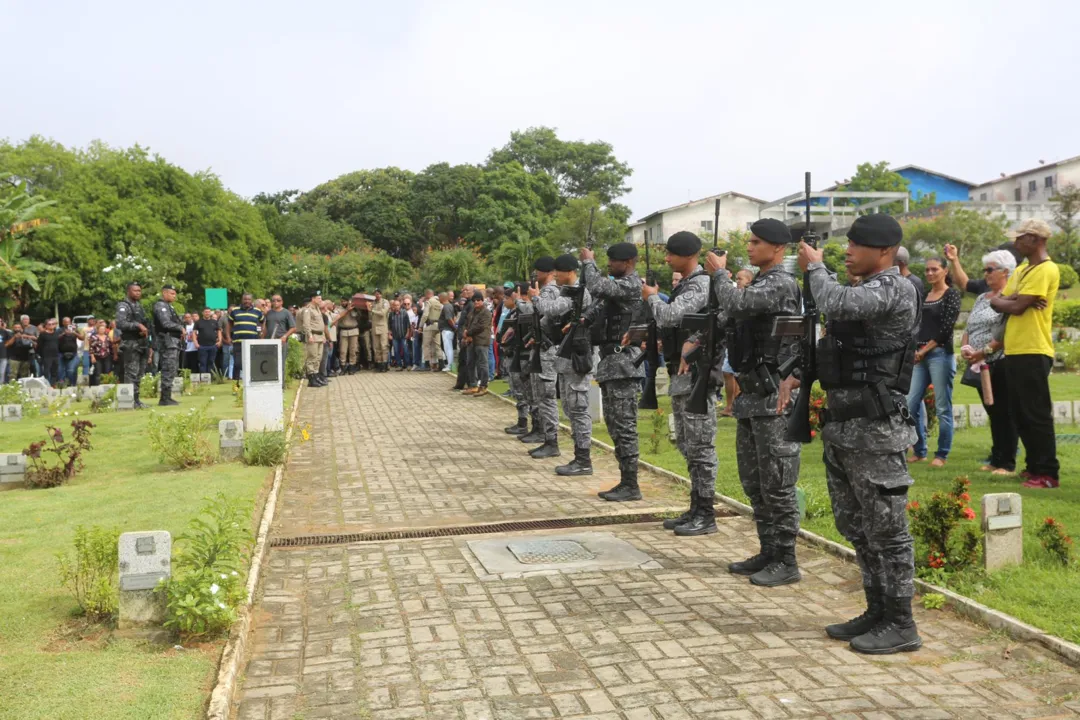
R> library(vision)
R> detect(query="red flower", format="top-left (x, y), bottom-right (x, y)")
top-left (928, 552), bottom-right (945, 569)
top-left (963, 508), bottom-right (976, 521)
top-left (907, 501), bottom-right (920, 511)
top-left (960, 492), bottom-right (971, 502)
top-left (1046, 517), bottom-right (1057, 526)
top-left (810, 430), bottom-right (817, 438)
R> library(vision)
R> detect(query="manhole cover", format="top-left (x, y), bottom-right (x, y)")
top-left (506, 539), bottom-right (595, 564)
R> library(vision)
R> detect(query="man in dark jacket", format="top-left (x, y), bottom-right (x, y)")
top-left (461, 292), bottom-right (492, 396)
top-left (153, 285), bottom-right (185, 406)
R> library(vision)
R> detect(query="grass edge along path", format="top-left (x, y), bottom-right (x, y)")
top-left (487, 373), bottom-right (1080, 646)
top-left (0, 382), bottom-right (298, 720)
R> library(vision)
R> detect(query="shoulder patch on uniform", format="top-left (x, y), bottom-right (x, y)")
top-left (863, 280), bottom-right (882, 289)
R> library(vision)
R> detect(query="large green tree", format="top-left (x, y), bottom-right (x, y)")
top-left (488, 127), bottom-right (632, 205)
top-left (902, 207), bottom-right (1009, 269)
top-left (837, 161), bottom-right (937, 214)
top-left (544, 195), bottom-right (628, 255)
top-left (462, 162), bottom-right (559, 256)
top-left (409, 163), bottom-right (483, 250)
top-left (1050, 184), bottom-right (1080, 269)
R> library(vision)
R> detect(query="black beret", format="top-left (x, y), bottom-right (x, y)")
top-left (554, 254), bottom-right (579, 272)
top-left (607, 242), bottom-right (638, 261)
top-left (533, 256), bottom-right (556, 272)
top-left (848, 214), bottom-right (903, 248)
top-left (750, 218), bottom-right (792, 246)
top-left (161, 284), bottom-right (176, 291)
top-left (471, 291), bottom-right (485, 302)
top-left (374, 287), bottom-right (382, 293)
top-left (665, 231), bottom-right (702, 257)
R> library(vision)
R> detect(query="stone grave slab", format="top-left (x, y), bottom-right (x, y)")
top-left (0, 453), bottom-right (27, 490)
top-left (219, 419), bottom-right (244, 461)
top-left (199, 373), bottom-right (212, 384)
top-left (2, 404), bottom-right (22, 422)
top-left (171, 377), bottom-right (184, 396)
top-left (118, 531), bottom-right (171, 633)
top-left (982, 493), bottom-right (1022, 571)
top-left (1053, 401), bottom-right (1073, 425)
top-left (952, 404), bottom-right (967, 430)
top-left (116, 383), bottom-right (135, 410)
top-left (18, 377), bottom-right (48, 397)
top-left (968, 404), bottom-right (988, 427)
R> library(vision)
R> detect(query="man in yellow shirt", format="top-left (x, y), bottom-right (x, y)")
top-left (991, 219), bottom-right (1060, 488)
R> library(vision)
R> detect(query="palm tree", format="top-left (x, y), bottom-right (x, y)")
top-left (0, 185), bottom-right (62, 317)
top-left (490, 233), bottom-right (553, 283)
top-left (361, 251), bottom-right (415, 293)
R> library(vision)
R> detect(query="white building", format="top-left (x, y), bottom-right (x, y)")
top-left (627, 192), bottom-right (766, 245)
top-left (970, 155), bottom-right (1080, 203)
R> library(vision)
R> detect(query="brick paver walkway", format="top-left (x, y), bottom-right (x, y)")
top-left (234, 372), bottom-right (1080, 720)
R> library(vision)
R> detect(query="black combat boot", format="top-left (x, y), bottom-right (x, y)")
top-left (555, 446), bottom-right (592, 476)
top-left (133, 387), bottom-right (147, 410)
top-left (729, 523), bottom-right (771, 574)
top-left (519, 415), bottom-right (545, 444)
top-left (529, 440), bottom-right (560, 459)
top-left (749, 549), bottom-right (802, 587)
top-left (826, 584), bottom-right (885, 641)
top-left (604, 463), bottom-right (642, 502)
top-left (663, 490), bottom-right (697, 530)
top-left (308, 373), bottom-right (325, 388)
top-left (505, 417), bottom-right (528, 435)
top-left (674, 495), bottom-right (718, 536)
top-left (849, 596), bottom-right (922, 655)
top-left (158, 387), bottom-right (179, 406)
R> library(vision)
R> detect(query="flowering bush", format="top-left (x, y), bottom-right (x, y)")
top-left (23, 420), bottom-right (96, 489)
top-left (909, 476), bottom-right (980, 574)
top-left (147, 404), bottom-right (215, 469)
top-left (162, 493), bottom-right (253, 640)
top-left (1037, 517), bottom-right (1073, 566)
top-left (808, 383), bottom-right (826, 438)
top-left (924, 384), bottom-right (938, 432)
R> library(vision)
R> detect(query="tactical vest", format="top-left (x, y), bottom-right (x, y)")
top-left (599, 295), bottom-right (636, 347)
top-left (817, 321), bottom-right (915, 395)
top-left (661, 270), bottom-right (707, 366)
top-left (117, 299), bottom-right (147, 342)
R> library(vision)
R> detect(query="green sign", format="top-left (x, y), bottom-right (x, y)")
top-left (205, 288), bottom-right (228, 310)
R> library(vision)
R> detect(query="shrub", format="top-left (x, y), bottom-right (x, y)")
top-left (0, 380), bottom-right (25, 405)
top-left (90, 385), bottom-right (118, 413)
top-left (1057, 341), bottom-right (1080, 372)
top-left (922, 593), bottom-right (946, 610)
top-left (162, 493), bottom-right (253, 640)
top-left (210, 369), bottom-right (229, 385)
top-left (808, 383), bottom-right (826, 439)
top-left (647, 409), bottom-right (667, 455)
top-left (147, 404), bottom-right (215, 469)
top-left (909, 476), bottom-right (980, 575)
top-left (139, 373), bottom-right (159, 400)
top-left (1057, 263), bottom-right (1079, 290)
top-left (100, 372), bottom-right (118, 385)
top-left (243, 431), bottom-right (287, 466)
top-left (56, 525), bottom-right (120, 621)
top-left (286, 338), bottom-right (304, 380)
top-left (232, 382), bottom-right (243, 408)
top-left (1054, 299), bottom-right (1080, 329)
top-left (1037, 517), bottom-right (1073, 566)
top-left (181, 368), bottom-right (192, 394)
top-left (23, 421), bottom-right (96, 489)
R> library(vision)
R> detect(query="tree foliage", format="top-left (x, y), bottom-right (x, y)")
top-left (418, 247), bottom-right (487, 291)
top-left (1050, 184), bottom-right (1080, 270)
top-left (902, 207), bottom-right (1010, 270)
top-left (838, 161), bottom-right (937, 214)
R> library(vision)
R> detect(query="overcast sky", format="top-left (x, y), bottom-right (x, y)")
top-left (6, 0), bottom-right (1079, 220)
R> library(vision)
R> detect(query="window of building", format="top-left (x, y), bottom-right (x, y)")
top-left (1028, 180), bottom-right (1037, 193)
top-left (1014, 188), bottom-right (1022, 201)
top-left (700, 220), bottom-right (713, 232)
top-left (980, 193), bottom-right (987, 201)
top-left (644, 229), bottom-right (650, 242)
top-left (1046, 176), bottom-right (1055, 189)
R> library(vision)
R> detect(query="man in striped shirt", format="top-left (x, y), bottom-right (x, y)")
top-left (226, 293), bottom-right (264, 381)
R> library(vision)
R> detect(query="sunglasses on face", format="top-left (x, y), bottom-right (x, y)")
top-left (983, 267), bottom-right (1000, 274)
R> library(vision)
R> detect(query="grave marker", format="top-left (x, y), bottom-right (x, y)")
top-left (171, 377), bottom-right (184, 397)
top-left (0, 453), bottom-right (27, 490)
top-left (118, 531), bottom-right (171, 633)
top-left (219, 420), bottom-right (244, 461)
top-left (2, 404), bottom-right (22, 422)
top-left (952, 404), bottom-right (967, 430)
top-left (968, 405), bottom-right (988, 427)
top-left (982, 493), bottom-right (1023, 571)
top-left (1053, 401), bottom-right (1073, 425)
top-left (242, 340), bottom-right (284, 431)
top-left (116, 383), bottom-right (135, 411)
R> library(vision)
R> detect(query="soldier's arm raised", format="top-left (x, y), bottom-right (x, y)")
top-left (646, 276), bottom-right (708, 328)
top-left (713, 269), bottom-right (783, 317)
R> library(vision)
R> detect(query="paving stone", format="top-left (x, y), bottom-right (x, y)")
top-left (233, 372), bottom-right (1080, 720)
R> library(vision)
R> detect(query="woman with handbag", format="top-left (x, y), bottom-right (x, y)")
top-left (960, 250), bottom-right (1017, 475)
top-left (906, 257), bottom-right (962, 467)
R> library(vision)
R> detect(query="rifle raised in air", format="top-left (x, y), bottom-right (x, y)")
top-left (556, 207), bottom-right (595, 360)
top-left (636, 226), bottom-right (661, 410)
top-left (774, 171), bottom-right (819, 443)
top-left (681, 198), bottom-right (724, 415)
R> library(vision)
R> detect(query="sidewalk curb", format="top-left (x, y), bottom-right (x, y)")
top-left (488, 386), bottom-right (1080, 667)
top-left (207, 382), bottom-right (305, 720)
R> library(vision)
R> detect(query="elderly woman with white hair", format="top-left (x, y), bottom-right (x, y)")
top-left (960, 249), bottom-right (1017, 474)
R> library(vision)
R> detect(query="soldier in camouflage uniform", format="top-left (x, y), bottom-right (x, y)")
top-left (114, 281), bottom-right (150, 409)
top-left (152, 285), bottom-right (185, 406)
top-left (538, 254), bottom-right (595, 475)
top-left (501, 285), bottom-right (534, 436)
top-left (525, 257), bottom-right (562, 459)
top-left (706, 219), bottom-right (803, 586)
top-left (798, 213), bottom-right (922, 655)
top-left (582, 242), bottom-right (644, 500)
top-left (512, 284), bottom-right (543, 441)
top-left (645, 231), bottom-right (719, 536)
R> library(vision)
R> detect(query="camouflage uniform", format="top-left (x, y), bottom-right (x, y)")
top-left (529, 280), bottom-right (561, 444)
top-left (646, 269), bottom-right (718, 505)
top-left (584, 260), bottom-right (644, 498)
top-left (713, 266), bottom-right (802, 580)
top-left (152, 297), bottom-right (184, 404)
top-left (536, 284), bottom-right (594, 451)
top-left (514, 298), bottom-right (540, 435)
top-left (115, 297), bottom-right (149, 406)
top-left (811, 264), bottom-right (919, 601)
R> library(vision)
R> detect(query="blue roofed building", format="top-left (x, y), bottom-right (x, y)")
top-left (891, 164), bottom-right (974, 203)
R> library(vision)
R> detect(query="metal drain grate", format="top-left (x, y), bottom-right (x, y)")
top-left (269, 509), bottom-right (732, 548)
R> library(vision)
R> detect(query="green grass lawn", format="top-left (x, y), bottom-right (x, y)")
top-left (490, 373), bottom-right (1080, 644)
top-left (0, 382), bottom-right (297, 720)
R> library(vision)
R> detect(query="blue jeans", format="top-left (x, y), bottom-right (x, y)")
top-left (62, 354), bottom-right (80, 386)
top-left (392, 338), bottom-right (409, 367)
top-left (487, 343), bottom-right (496, 381)
top-left (906, 347), bottom-right (955, 460)
top-left (198, 345), bottom-right (218, 373)
top-left (220, 344), bottom-right (233, 377)
top-left (411, 334), bottom-right (423, 367)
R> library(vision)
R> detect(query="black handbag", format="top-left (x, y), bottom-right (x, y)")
top-left (960, 365), bottom-right (981, 389)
